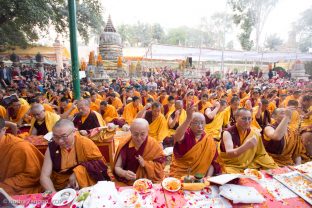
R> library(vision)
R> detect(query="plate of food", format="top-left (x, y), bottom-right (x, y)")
top-left (70, 187), bottom-right (92, 208)
top-left (133, 178), bottom-right (153, 194)
top-left (52, 188), bottom-right (76, 207)
top-left (120, 189), bottom-right (139, 207)
top-left (162, 177), bottom-right (181, 192)
top-left (244, 169), bottom-right (264, 180)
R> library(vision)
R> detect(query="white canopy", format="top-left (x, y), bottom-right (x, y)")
top-left (142, 44), bottom-right (312, 62)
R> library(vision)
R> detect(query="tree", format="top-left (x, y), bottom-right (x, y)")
top-left (0, 0), bottom-right (103, 50)
top-left (304, 61), bottom-right (312, 76)
top-left (151, 23), bottom-right (165, 43)
top-left (265, 34), bottom-right (283, 50)
top-left (228, 0), bottom-right (278, 51)
top-left (292, 6), bottom-right (312, 52)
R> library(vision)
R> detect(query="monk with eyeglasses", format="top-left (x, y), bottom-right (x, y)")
top-left (170, 105), bottom-right (223, 178)
top-left (219, 108), bottom-right (278, 173)
top-left (40, 119), bottom-right (110, 192)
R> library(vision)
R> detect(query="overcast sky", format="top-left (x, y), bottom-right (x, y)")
top-left (101, 0), bottom-right (312, 42)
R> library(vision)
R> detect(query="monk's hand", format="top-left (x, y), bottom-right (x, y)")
top-left (285, 107), bottom-right (294, 119)
top-left (245, 136), bottom-right (258, 149)
top-left (124, 170), bottom-right (136, 181)
top-left (68, 173), bottom-right (79, 190)
top-left (214, 101), bottom-right (220, 109)
top-left (136, 155), bottom-right (145, 167)
top-left (175, 109), bottom-right (181, 117)
top-left (79, 130), bottom-right (88, 136)
top-left (186, 104), bottom-right (195, 118)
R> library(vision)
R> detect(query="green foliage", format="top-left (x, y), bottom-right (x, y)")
top-left (265, 34), bottom-right (283, 51)
top-left (0, 0), bottom-right (103, 49)
top-left (228, 0), bottom-right (278, 51)
top-left (293, 6), bottom-right (312, 52)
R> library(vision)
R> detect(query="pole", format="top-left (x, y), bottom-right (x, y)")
top-left (68, 0), bottom-right (80, 99)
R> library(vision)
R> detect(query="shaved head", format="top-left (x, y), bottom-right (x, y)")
top-left (130, 118), bottom-right (149, 130)
top-left (31, 103), bottom-right (44, 112)
top-left (53, 119), bottom-right (75, 131)
top-left (130, 118), bottom-right (149, 148)
top-left (77, 99), bottom-right (90, 107)
top-left (192, 112), bottom-right (205, 121)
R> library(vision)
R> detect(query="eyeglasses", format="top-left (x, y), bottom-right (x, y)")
top-left (239, 117), bottom-right (252, 122)
top-left (191, 122), bottom-right (205, 126)
top-left (53, 130), bottom-right (74, 141)
top-left (33, 110), bottom-right (44, 117)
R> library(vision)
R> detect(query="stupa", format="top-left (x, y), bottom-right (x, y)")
top-left (99, 15), bottom-right (122, 70)
top-left (290, 60), bottom-right (310, 81)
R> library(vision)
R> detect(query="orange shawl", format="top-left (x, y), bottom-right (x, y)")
top-left (170, 134), bottom-right (218, 178)
top-left (0, 134), bottom-right (44, 195)
top-left (51, 133), bottom-right (105, 190)
top-left (113, 136), bottom-right (165, 186)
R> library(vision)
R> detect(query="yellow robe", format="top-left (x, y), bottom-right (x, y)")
top-left (289, 110), bottom-right (300, 131)
top-left (0, 134), bottom-right (44, 195)
top-left (148, 114), bottom-right (169, 142)
top-left (112, 98), bottom-right (123, 110)
top-left (8, 103), bottom-right (30, 124)
top-left (168, 109), bottom-right (187, 136)
top-left (170, 134), bottom-right (220, 178)
top-left (0, 105), bottom-right (6, 118)
top-left (51, 133), bottom-right (106, 190)
top-left (29, 111), bottom-right (60, 135)
top-left (263, 126), bottom-right (308, 166)
top-left (113, 136), bottom-right (165, 186)
top-left (122, 102), bottom-right (143, 124)
top-left (219, 127), bottom-right (278, 173)
top-left (223, 106), bottom-right (233, 127)
top-left (300, 106), bottom-right (312, 132)
top-left (102, 104), bottom-right (118, 123)
top-left (204, 111), bottom-right (225, 140)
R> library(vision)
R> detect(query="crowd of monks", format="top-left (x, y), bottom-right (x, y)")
top-left (0, 73), bottom-right (311, 197)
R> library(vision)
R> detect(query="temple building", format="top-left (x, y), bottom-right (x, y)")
top-left (99, 15), bottom-right (123, 70)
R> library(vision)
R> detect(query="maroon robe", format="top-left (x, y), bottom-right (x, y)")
top-left (73, 111), bottom-right (101, 131)
top-left (262, 123), bottom-right (285, 155)
top-left (174, 128), bottom-right (222, 175)
top-left (220, 125), bottom-right (251, 152)
top-left (34, 120), bottom-right (48, 135)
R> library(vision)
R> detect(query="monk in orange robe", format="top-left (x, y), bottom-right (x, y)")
top-left (223, 96), bottom-right (240, 128)
top-left (40, 119), bottom-right (110, 192)
top-left (0, 118), bottom-right (44, 195)
top-left (108, 93), bottom-right (123, 112)
top-left (72, 99), bottom-right (105, 135)
top-left (170, 106), bottom-right (223, 178)
top-left (219, 108), bottom-right (278, 173)
top-left (195, 94), bottom-right (212, 114)
top-left (122, 96), bottom-right (143, 124)
top-left (263, 108), bottom-right (308, 166)
top-left (157, 90), bottom-right (169, 106)
top-left (100, 101), bottom-right (118, 123)
top-left (113, 118), bottom-right (165, 186)
top-left (300, 95), bottom-right (312, 157)
top-left (162, 95), bottom-right (175, 119)
top-left (29, 104), bottom-right (60, 136)
top-left (7, 97), bottom-right (30, 125)
top-left (137, 102), bottom-right (169, 143)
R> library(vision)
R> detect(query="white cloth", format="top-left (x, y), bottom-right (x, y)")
top-left (219, 184), bottom-right (265, 204)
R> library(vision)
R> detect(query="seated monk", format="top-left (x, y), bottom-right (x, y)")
top-left (300, 95), bottom-right (312, 157)
top-left (100, 101), bottom-right (125, 127)
top-left (58, 97), bottom-right (78, 118)
top-left (6, 96), bottom-right (30, 126)
top-left (113, 118), bottom-right (166, 186)
top-left (219, 108), bottom-right (278, 173)
top-left (253, 99), bottom-right (271, 131)
top-left (196, 94), bottom-right (212, 114)
top-left (72, 99), bottom-right (105, 135)
top-left (0, 118), bottom-right (44, 195)
top-left (263, 108), bottom-right (308, 166)
top-left (168, 100), bottom-right (187, 136)
top-left (122, 96), bottom-right (143, 124)
top-left (170, 106), bottom-right (223, 178)
top-left (40, 119), bottom-right (110, 192)
top-left (29, 103), bottom-right (60, 136)
top-left (136, 102), bottom-right (169, 143)
top-left (162, 95), bottom-right (175, 119)
top-left (223, 96), bottom-right (240, 128)
top-left (204, 100), bottom-right (227, 141)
